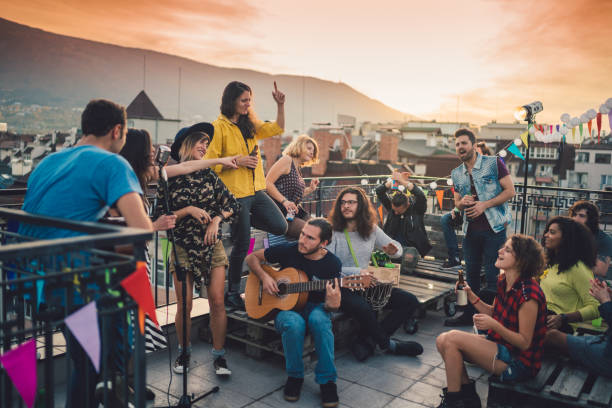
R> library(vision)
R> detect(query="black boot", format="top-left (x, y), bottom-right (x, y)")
top-left (461, 381), bottom-right (481, 408)
top-left (437, 388), bottom-right (466, 408)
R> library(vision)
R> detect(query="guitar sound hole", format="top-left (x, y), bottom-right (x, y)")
top-left (277, 282), bottom-right (288, 295)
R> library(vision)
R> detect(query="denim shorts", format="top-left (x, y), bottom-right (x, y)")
top-left (567, 335), bottom-right (612, 377)
top-left (495, 343), bottom-right (531, 382)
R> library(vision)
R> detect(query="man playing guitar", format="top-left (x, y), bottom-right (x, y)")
top-left (246, 218), bottom-right (342, 407)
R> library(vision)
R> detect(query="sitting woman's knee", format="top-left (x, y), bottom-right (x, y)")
top-left (436, 332), bottom-right (448, 353)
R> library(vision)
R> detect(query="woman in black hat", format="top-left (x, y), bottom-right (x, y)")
top-left (155, 123), bottom-right (240, 377)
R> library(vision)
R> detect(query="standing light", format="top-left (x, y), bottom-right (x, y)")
top-left (514, 101), bottom-right (543, 234)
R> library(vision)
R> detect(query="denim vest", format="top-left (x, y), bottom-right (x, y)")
top-left (451, 154), bottom-right (512, 234)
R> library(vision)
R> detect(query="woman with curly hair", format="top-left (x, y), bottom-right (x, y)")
top-left (436, 234), bottom-right (548, 408)
top-left (266, 134), bottom-right (320, 238)
top-left (155, 123), bottom-right (240, 376)
top-left (539, 216), bottom-right (599, 334)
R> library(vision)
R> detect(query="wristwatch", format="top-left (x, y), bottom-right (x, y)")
top-left (560, 314), bottom-right (568, 326)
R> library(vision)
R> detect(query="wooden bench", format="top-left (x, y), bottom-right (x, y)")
top-left (487, 357), bottom-right (612, 407)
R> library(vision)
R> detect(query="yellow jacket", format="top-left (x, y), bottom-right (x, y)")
top-left (205, 114), bottom-right (283, 198)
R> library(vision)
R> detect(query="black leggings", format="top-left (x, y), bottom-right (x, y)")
top-left (228, 190), bottom-right (287, 292)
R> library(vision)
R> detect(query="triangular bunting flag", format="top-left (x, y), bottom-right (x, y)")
top-left (507, 143), bottom-right (524, 160)
top-left (378, 205), bottom-right (384, 223)
top-left (588, 120), bottom-right (592, 137)
top-left (597, 112), bottom-right (602, 142)
top-left (609, 112), bottom-right (612, 141)
top-left (247, 238), bottom-right (256, 255)
top-left (65, 301), bottom-right (101, 372)
top-left (120, 262), bottom-right (159, 327)
top-left (579, 123), bottom-right (583, 138)
top-left (520, 130), bottom-right (529, 148)
top-left (0, 339), bottom-right (36, 408)
top-left (571, 127), bottom-right (576, 143)
top-left (435, 190), bottom-right (444, 210)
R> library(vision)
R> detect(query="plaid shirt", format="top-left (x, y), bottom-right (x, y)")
top-left (487, 275), bottom-right (547, 375)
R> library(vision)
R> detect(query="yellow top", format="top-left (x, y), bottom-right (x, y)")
top-left (540, 261), bottom-right (600, 323)
top-left (205, 114), bottom-right (283, 198)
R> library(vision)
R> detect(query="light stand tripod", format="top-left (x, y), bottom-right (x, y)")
top-left (156, 146), bottom-right (219, 407)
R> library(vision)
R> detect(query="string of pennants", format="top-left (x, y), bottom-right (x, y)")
top-left (0, 262), bottom-right (158, 408)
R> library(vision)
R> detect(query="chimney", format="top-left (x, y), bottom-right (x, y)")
top-left (261, 135), bottom-right (282, 174)
top-left (378, 132), bottom-right (399, 163)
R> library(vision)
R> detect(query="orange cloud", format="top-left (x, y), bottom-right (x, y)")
top-left (434, 0), bottom-right (612, 125)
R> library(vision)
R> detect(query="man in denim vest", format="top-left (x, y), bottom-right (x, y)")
top-left (445, 128), bottom-right (515, 326)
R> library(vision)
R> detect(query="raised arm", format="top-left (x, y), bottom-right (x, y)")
top-left (272, 81), bottom-right (285, 130)
top-left (165, 157), bottom-right (238, 178)
top-left (375, 182), bottom-right (392, 211)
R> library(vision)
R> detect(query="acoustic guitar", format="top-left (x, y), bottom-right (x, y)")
top-left (244, 264), bottom-right (371, 321)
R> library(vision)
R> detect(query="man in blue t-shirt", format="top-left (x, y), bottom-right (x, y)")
top-left (246, 218), bottom-right (342, 407)
top-left (20, 99), bottom-right (152, 408)
top-left (21, 99), bottom-right (152, 238)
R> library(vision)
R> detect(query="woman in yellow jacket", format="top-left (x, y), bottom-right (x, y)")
top-left (205, 81), bottom-right (288, 309)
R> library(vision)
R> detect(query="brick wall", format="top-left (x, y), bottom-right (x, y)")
top-left (261, 135), bottom-right (282, 174)
top-left (310, 129), bottom-right (352, 176)
top-left (378, 132), bottom-right (399, 163)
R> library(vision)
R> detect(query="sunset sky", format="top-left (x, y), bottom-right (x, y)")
top-left (1, 0), bottom-right (611, 125)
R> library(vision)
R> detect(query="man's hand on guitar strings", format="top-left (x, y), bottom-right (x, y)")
top-left (262, 274), bottom-right (279, 296)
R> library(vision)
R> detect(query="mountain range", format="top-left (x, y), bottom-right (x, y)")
top-left (0, 18), bottom-right (412, 133)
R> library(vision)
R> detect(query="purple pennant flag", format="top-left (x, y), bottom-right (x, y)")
top-left (263, 238), bottom-right (270, 249)
top-left (0, 339), bottom-right (37, 408)
top-left (64, 301), bottom-right (100, 372)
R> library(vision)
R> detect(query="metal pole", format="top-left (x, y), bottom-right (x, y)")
top-left (520, 119), bottom-right (533, 234)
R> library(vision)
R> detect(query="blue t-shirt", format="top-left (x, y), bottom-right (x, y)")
top-left (20, 145), bottom-right (142, 239)
top-left (264, 243), bottom-right (341, 304)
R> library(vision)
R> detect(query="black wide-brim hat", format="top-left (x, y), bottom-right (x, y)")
top-left (170, 122), bottom-right (214, 161)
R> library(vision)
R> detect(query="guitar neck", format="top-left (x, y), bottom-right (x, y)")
top-left (284, 278), bottom-right (345, 294)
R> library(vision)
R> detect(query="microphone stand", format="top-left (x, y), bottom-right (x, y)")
top-left (157, 165), bottom-right (219, 407)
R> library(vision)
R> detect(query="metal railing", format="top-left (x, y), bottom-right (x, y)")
top-left (0, 208), bottom-right (152, 407)
top-left (2, 177), bottom-right (610, 310)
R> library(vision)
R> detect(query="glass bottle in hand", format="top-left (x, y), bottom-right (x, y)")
top-left (456, 269), bottom-right (468, 306)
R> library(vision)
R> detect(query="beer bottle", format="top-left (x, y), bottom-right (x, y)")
top-left (456, 269), bottom-right (468, 306)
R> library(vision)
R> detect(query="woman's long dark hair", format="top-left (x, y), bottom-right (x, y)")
top-left (542, 216), bottom-right (596, 273)
top-left (121, 129), bottom-right (152, 193)
top-left (220, 81), bottom-right (255, 139)
top-left (328, 187), bottom-right (377, 239)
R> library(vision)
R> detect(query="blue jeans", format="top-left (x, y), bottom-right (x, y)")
top-left (275, 302), bottom-right (336, 384)
top-left (463, 228), bottom-right (506, 293)
top-left (441, 213), bottom-right (459, 261)
top-left (228, 191), bottom-right (287, 292)
top-left (567, 334), bottom-right (612, 377)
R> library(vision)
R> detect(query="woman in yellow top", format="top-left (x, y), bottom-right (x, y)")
top-left (205, 81), bottom-right (288, 309)
top-left (540, 216), bottom-right (599, 334)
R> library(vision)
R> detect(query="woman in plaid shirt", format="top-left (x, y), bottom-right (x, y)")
top-left (436, 235), bottom-right (547, 408)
